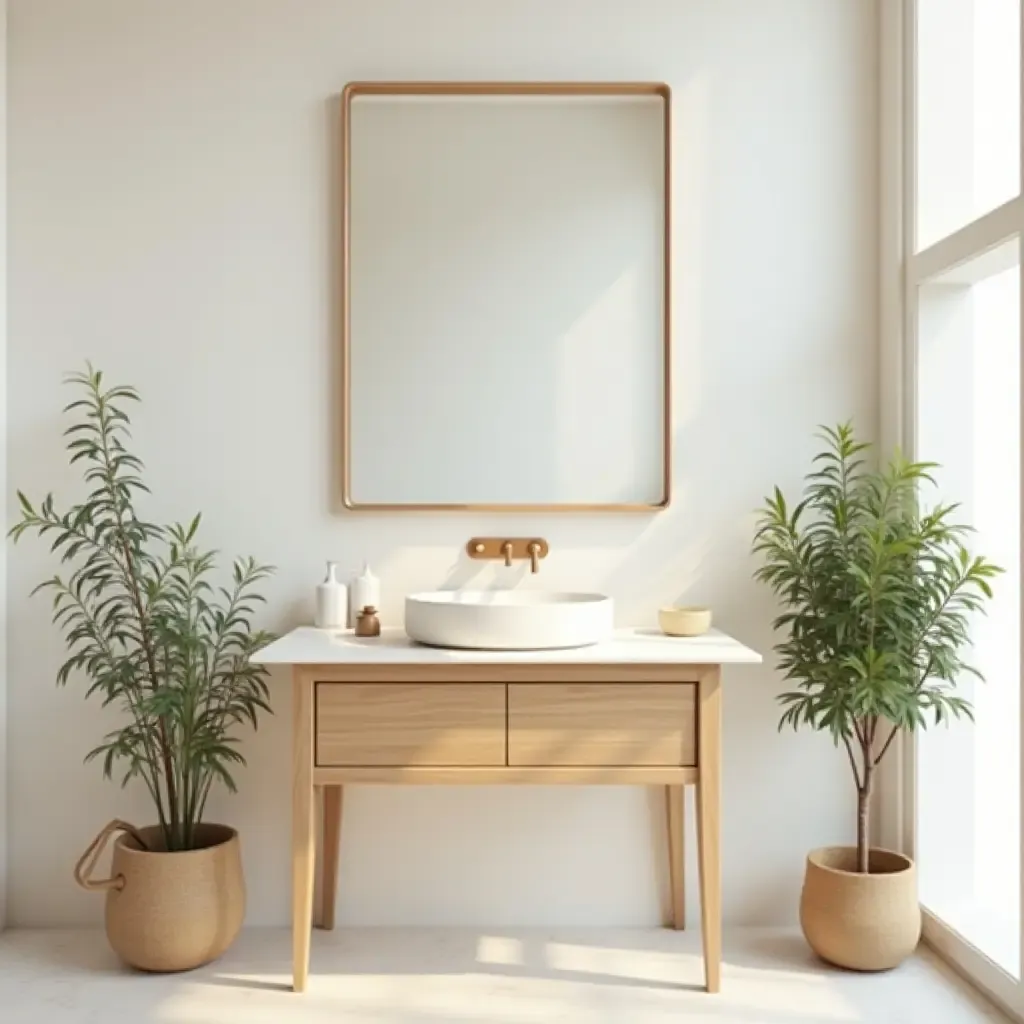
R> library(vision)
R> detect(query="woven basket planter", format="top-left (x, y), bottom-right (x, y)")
top-left (75, 820), bottom-right (245, 972)
top-left (800, 846), bottom-right (921, 971)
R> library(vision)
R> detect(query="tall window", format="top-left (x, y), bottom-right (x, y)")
top-left (900, 0), bottom-right (1023, 1012)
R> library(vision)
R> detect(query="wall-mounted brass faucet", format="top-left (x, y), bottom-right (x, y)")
top-left (468, 537), bottom-right (550, 574)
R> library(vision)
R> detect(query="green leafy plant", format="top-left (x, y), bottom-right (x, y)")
top-left (752, 423), bottom-right (1001, 873)
top-left (10, 366), bottom-right (275, 851)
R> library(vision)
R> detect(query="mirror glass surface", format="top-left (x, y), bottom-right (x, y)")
top-left (346, 90), bottom-right (667, 508)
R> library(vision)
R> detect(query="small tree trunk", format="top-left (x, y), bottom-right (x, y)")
top-left (857, 766), bottom-right (874, 873)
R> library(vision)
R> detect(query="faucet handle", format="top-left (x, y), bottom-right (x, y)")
top-left (527, 541), bottom-right (542, 574)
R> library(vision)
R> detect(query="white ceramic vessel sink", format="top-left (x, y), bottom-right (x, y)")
top-left (405, 590), bottom-right (614, 651)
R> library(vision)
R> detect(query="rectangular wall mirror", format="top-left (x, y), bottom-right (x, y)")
top-left (342, 82), bottom-right (671, 511)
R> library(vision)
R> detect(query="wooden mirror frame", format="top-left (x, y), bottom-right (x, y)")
top-left (341, 81), bottom-right (672, 512)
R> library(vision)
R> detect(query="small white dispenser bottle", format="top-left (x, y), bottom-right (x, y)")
top-left (349, 562), bottom-right (380, 627)
top-left (315, 561), bottom-right (348, 629)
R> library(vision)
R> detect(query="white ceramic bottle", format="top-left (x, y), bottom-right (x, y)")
top-left (349, 562), bottom-right (380, 627)
top-left (315, 561), bottom-right (348, 629)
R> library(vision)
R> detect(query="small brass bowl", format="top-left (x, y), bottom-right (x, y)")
top-left (658, 606), bottom-right (712, 637)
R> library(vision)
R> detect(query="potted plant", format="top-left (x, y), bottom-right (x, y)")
top-left (752, 423), bottom-right (1001, 971)
top-left (10, 366), bottom-right (275, 972)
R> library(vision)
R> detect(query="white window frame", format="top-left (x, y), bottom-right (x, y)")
top-left (881, 1), bottom-right (1024, 1017)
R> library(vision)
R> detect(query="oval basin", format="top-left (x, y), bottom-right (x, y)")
top-left (405, 590), bottom-right (614, 651)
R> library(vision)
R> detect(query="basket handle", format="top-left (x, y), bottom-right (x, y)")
top-left (73, 820), bottom-right (148, 892)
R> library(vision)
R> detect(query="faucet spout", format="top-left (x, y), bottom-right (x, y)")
top-left (527, 542), bottom-right (541, 574)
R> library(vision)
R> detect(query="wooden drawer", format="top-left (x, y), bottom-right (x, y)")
top-left (315, 683), bottom-right (506, 767)
top-left (507, 683), bottom-right (696, 767)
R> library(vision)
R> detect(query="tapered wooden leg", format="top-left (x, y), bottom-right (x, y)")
top-left (666, 784), bottom-right (685, 929)
top-left (696, 667), bottom-right (722, 993)
top-left (319, 786), bottom-right (343, 930)
top-left (292, 670), bottom-right (316, 993)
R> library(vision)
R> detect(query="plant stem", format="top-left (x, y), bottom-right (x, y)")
top-left (93, 389), bottom-right (179, 849)
top-left (119, 514), bottom-right (179, 846)
top-left (179, 557), bottom-right (203, 849)
top-left (60, 580), bottom-right (169, 833)
top-left (841, 734), bottom-right (862, 789)
top-left (192, 579), bottom-right (257, 826)
top-left (874, 723), bottom-right (901, 767)
top-left (857, 758), bottom-right (874, 873)
top-left (193, 652), bottom-right (244, 824)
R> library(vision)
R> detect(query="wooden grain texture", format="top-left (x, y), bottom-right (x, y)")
top-left (313, 765), bottom-right (699, 786)
top-left (697, 667), bottom-right (722, 993)
top-left (666, 784), bottom-right (685, 930)
top-left (319, 786), bottom-right (343, 931)
top-left (315, 683), bottom-right (506, 766)
top-left (287, 657), bottom-right (729, 996)
top-left (307, 664), bottom-right (705, 684)
top-left (291, 670), bottom-right (316, 993)
top-left (507, 683), bottom-right (696, 766)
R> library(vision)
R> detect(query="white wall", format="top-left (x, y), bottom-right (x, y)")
top-left (6, 0), bottom-right (878, 927)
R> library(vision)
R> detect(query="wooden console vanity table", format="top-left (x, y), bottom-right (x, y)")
top-left (252, 626), bottom-right (761, 993)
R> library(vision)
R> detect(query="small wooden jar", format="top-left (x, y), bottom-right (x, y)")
top-left (355, 606), bottom-right (381, 637)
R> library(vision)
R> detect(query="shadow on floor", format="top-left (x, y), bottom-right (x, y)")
top-left (0, 927), bottom-right (1008, 1024)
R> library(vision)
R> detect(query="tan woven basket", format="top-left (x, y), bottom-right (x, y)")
top-left (74, 820), bottom-right (245, 972)
top-left (800, 846), bottom-right (921, 971)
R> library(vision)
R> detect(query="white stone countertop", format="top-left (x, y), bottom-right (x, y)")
top-left (252, 626), bottom-right (763, 666)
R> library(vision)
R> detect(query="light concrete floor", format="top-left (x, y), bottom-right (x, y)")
top-left (0, 927), bottom-right (1012, 1024)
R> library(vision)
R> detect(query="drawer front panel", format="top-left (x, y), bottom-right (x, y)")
top-left (316, 683), bottom-right (506, 767)
top-left (507, 683), bottom-right (696, 767)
